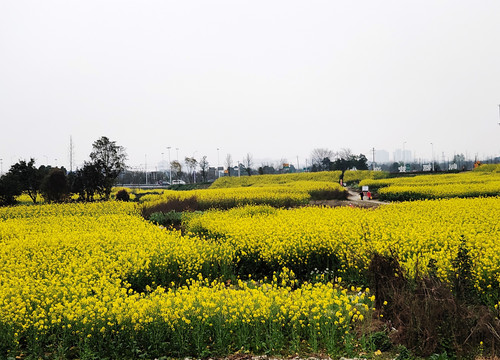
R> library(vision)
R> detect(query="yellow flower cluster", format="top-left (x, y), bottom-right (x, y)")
top-left (186, 197), bottom-right (500, 292)
top-left (140, 181), bottom-right (346, 211)
top-left (0, 202), bottom-right (372, 355)
top-left (360, 171), bottom-right (500, 200)
top-left (210, 170), bottom-right (386, 189)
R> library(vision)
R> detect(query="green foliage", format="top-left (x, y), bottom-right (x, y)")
top-left (89, 136), bottom-right (127, 200)
top-left (451, 236), bottom-right (477, 304)
top-left (72, 162), bottom-right (104, 201)
top-left (41, 168), bottom-right (69, 203)
top-left (395, 345), bottom-right (413, 360)
top-left (7, 158), bottom-right (44, 203)
top-left (149, 211), bottom-right (183, 228)
top-left (0, 174), bottom-right (21, 205)
top-left (369, 331), bottom-right (392, 351)
top-left (428, 351), bottom-right (450, 360)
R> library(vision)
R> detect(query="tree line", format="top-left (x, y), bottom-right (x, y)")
top-left (0, 137), bottom-right (127, 206)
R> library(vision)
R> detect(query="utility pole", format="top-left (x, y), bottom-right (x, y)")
top-left (217, 148), bottom-right (220, 178)
top-left (69, 136), bottom-right (74, 173)
top-left (371, 147), bottom-right (375, 170)
top-left (167, 147), bottom-right (172, 184)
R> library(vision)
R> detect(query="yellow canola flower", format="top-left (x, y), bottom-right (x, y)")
top-left (185, 197), bottom-right (500, 291)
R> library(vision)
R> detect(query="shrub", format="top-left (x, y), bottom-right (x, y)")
top-left (309, 188), bottom-right (348, 200)
top-left (115, 189), bottom-right (130, 201)
top-left (368, 253), bottom-right (500, 358)
top-left (141, 196), bottom-right (199, 219)
top-left (149, 211), bottom-right (183, 228)
top-left (369, 331), bottom-right (392, 352)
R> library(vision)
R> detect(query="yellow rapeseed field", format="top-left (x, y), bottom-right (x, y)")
top-left (185, 198), bottom-right (500, 297)
top-left (0, 201), bottom-right (372, 357)
top-left (359, 170), bottom-right (500, 200)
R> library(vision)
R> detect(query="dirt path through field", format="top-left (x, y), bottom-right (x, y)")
top-left (309, 188), bottom-right (388, 209)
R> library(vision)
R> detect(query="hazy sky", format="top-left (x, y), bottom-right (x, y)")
top-left (1, 0), bottom-right (500, 172)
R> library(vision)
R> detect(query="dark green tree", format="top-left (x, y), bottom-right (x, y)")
top-left (89, 136), bottom-right (127, 200)
top-left (41, 168), bottom-right (69, 203)
top-left (331, 149), bottom-right (368, 182)
top-left (0, 173), bottom-right (22, 205)
top-left (8, 158), bottom-right (45, 203)
top-left (354, 154), bottom-right (369, 170)
top-left (72, 162), bottom-right (105, 201)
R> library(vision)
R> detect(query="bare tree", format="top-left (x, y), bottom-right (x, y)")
top-left (311, 148), bottom-right (335, 171)
top-left (244, 153), bottom-right (253, 176)
top-left (199, 155), bottom-right (209, 182)
top-left (275, 158), bottom-right (288, 173)
top-left (225, 154), bottom-right (233, 176)
top-left (184, 157), bottom-right (198, 183)
top-left (337, 148), bottom-right (353, 161)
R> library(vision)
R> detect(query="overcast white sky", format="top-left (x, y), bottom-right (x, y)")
top-left (1, 0), bottom-right (500, 172)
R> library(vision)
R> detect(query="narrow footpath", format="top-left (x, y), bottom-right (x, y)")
top-left (309, 188), bottom-right (388, 209)
top-left (346, 188), bottom-right (388, 207)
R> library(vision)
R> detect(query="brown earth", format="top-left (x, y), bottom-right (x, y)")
top-left (309, 189), bottom-right (388, 209)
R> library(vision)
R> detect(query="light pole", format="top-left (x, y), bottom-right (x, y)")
top-left (167, 147), bottom-right (172, 184)
top-left (176, 148), bottom-right (179, 162)
top-left (145, 154), bottom-right (148, 185)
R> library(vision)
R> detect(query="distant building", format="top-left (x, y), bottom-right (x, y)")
top-left (375, 150), bottom-right (390, 164)
top-left (393, 149), bottom-right (412, 163)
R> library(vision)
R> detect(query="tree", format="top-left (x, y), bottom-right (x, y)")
top-left (0, 173), bottom-right (21, 205)
top-left (171, 161), bottom-right (182, 180)
top-left (311, 148), bottom-right (334, 172)
top-left (8, 158), bottom-right (44, 203)
top-left (199, 156), bottom-right (209, 182)
top-left (244, 153), bottom-right (253, 176)
top-left (89, 136), bottom-right (127, 200)
top-left (41, 168), bottom-right (69, 203)
top-left (184, 157), bottom-right (198, 183)
top-left (72, 162), bottom-right (104, 201)
top-left (332, 149), bottom-right (369, 183)
top-left (258, 163), bottom-right (276, 175)
top-left (354, 154), bottom-right (369, 170)
top-left (225, 154), bottom-right (233, 176)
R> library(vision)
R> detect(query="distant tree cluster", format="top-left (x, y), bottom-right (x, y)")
top-left (0, 136), bottom-right (127, 206)
top-left (310, 148), bottom-right (368, 182)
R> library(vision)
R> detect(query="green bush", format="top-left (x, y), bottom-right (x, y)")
top-left (149, 211), bottom-right (183, 228)
top-left (369, 331), bottom-right (392, 351)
